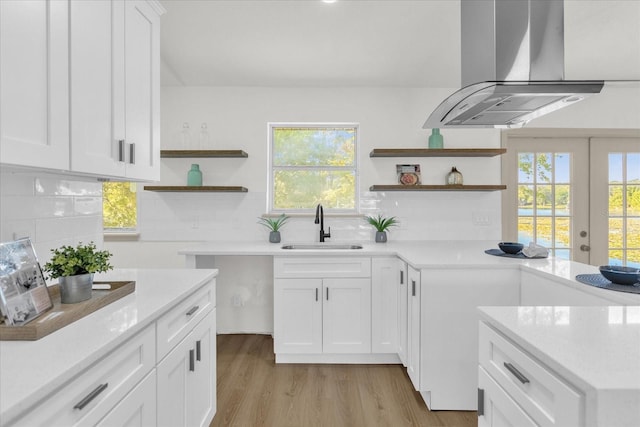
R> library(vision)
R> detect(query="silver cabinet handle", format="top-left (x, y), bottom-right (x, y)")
top-left (128, 142), bottom-right (135, 164)
top-left (400, 270), bottom-right (404, 284)
top-left (196, 340), bottom-right (201, 361)
top-left (315, 288), bottom-right (318, 301)
top-left (504, 362), bottom-right (530, 384)
top-left (411, 280), bottom-right (416, 297)
top-left (74, 383), bottom-right (109, 410)
top-left (186, 305), bottom-right (199, 316)
top-left (326, 287), bottom-right (329, 301)
top-left (118, 140), bottom-right (125, 162)
top-left (189, 349), bottom-right (195, 372)
top-left (477, 388), bottom-right (484, 416)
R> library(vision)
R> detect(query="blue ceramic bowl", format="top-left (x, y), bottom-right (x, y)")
top-left (498, 242), bottom-right (524, 255)
top-left (599, 265), bottom-right (640, 285)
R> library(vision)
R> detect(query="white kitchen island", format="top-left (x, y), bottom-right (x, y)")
top-left (0, 268), bottom-right (217, 427)
top-left (478, 306), bottom-right (640, 427)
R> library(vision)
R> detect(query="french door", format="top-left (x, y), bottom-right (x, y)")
top-left (503, 130), bottom-right (640, 267)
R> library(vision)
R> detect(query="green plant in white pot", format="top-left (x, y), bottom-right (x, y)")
top-left (43, 242), bottom-right (113, 304)
top-left (257, 214), bottom-right (290, 243)
top-left (364, 214), bottom-right (399, 243)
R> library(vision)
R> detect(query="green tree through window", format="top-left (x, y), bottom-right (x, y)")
top-left (103, 182), bottom-right (137, 229)
top-left (270, 125), bottom-right (358, 212)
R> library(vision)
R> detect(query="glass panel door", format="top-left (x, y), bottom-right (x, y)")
top-left (503, 138), bottom-right (590, 263)
top-left (591, 138), bottom-right (640, 267)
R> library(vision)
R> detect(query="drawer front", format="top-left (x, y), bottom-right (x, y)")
top-left (479, 322), bottom-right (584, 427)
top-left (274, 257), bottom-right (371, 278)
top-left (157, 281), bottom-right (214, 361)
top-left (478, 366), bottom-right (537, 427)
top-left (11, 325), bottom-right (156, 427)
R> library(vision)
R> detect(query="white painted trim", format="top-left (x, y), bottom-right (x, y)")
top-left (275, 353), bottom-right (400, 364)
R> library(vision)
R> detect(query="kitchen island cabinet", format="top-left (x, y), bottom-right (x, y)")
top-left (0, 268), bottom-right (217, 427)
top-left (478, 306), bottom-right (640, 427)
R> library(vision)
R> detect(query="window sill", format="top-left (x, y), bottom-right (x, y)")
top-left (104, 232), bottom-right (140, 242)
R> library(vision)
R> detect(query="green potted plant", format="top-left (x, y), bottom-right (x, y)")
top-left (257, 214), bottom-right (290, 243)
top-left (364, 214), bottom-right (399, 243)
top-left (43, 242), bottom-right (113, 303)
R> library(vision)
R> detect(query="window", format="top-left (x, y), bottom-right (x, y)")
top-left (269, 124), bottom-right (358, 213)
top-left (102, 182), bottom-right (137, 230)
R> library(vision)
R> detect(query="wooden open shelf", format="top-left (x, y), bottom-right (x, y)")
top-left (369, 185), bottom-right (506, 192)
top-left (369, 148), bottom-right (506, 158)
top-left (160, 150), bottom-right (248, 158)
top-left (144, 186), bottom-right (248, 192)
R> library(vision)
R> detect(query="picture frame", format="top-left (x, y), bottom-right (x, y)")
top-left (397, 164), bottom-right (421, 185)
top-left (0, 238), bottom-right (53, 326)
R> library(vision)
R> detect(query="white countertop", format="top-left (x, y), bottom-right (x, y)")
top-left (479, 305), bottom-right (640, 425)
top-left (0, 268), bottom-right (217, 425)
top-left (179, 240), bottom-right (640, 305)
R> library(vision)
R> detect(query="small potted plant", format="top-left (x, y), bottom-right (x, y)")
top-left (364, 214), bottom-right (399, 243)
top-left (257, 213), bottom-right (290, 243)
top-left (43, 242), bottom-right (113, 303)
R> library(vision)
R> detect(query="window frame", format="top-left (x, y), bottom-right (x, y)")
top-left (267, 122), bottom-right (360, 214)
top-left (102, 181), bottom-right (139, 237)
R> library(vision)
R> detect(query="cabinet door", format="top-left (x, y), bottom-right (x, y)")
top-left (157, 312), bottom-right (216, 427)
top-left (478, 367), bottom-right (537, 427)
top-left (398, 260), bottom-right (408, 366)
top-left (96, 371), bottom-right (157, 427)
top-left (323, 278), bottom-right (371, 354)
top-left (122, 0), bottom-right (160, 181)
top-left (188, 310), bottom-right (216, 427)
top-left (406, 266), bottom-right (421, 390)
top-left (274, 278), bottom-right (322, 354)
top-left (69, 0), bottom-right (124, 177)
top-left (371, 258), bottom-right (399, 353)
top-left (0, 0), bottom-right (69, 169)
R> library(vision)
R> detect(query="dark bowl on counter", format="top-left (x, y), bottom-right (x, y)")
top-left (599, 265), bottom-right (640, 285)
top-left (498, 242), bottom-right (524, 255)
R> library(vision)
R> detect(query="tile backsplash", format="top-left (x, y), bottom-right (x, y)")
top-left (0, 170), bottom-right (104, 269)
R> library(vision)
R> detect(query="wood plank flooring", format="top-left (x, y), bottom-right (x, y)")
top-left (211, 334), bottom-right (477, 427)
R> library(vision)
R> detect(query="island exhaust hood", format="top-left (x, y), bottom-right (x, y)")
top-left (423, 0), bottom-right (603, 129)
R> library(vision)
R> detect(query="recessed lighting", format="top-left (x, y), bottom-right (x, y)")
top-left (322, 0), bottom-right (337, 4)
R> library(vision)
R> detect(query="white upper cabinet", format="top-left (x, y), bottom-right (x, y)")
top-left (71, 0), bottom-right (161, 181)
top-left (1, 0), bottom-right (162, 181)
top-left (0, 0), bottom-right (70, 170)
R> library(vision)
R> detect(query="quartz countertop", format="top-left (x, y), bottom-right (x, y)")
top-left (479, 305), bottom-right (640, 426)
top-left (179, 240), bottom-right (640, 305)
top-left (0, 268), bottom-right (217, 425)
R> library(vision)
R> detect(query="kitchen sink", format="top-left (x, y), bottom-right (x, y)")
top-left (281, 244), bottom-right (363, 250)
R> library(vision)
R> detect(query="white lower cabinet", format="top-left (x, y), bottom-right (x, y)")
top-left (478, 322), bottom-right (584, 427)
top-left (397, 260), bottom-right (408, 367)
top-left (273, 257), bottom-right (372, 360)
top-left (96, 371), bottom-right (157, 427)
top-left (157, 309), bottom-right (216, 427)
top-left (371, 257), bottom-right (399, 354)
top-left (406, 265), bottom-right (421, 390)
top-left (274, 277), bottom-right (371, 355)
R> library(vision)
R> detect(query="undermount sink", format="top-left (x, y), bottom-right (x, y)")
top-left (281, 244), bottom-right (363, 250)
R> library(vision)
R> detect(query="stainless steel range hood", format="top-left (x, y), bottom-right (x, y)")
top-left (424, 0), bottom-right (603, 129)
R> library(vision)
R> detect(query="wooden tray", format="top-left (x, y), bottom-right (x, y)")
top-left (0, 281), bottom-right (135, 341)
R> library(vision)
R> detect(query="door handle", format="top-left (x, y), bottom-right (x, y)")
top-left (189, 349), bottom-right (195, 372)
top-left (400, 270), bottom-right (404, 284)
top-left (128, 143), bottom-right (135, 164)
top-left (186, 305), bottom-right (199, 316)
top-left (580, 244), bottom-right (591, 252)
top-left (326, 287), bottom-right (329, 301)
top-left (315, 287), bottom-right (318, 301)
top-left (411, 280), bottom-right (416, 297)
top-left (74, 383), bottom-right (109, 410)
top-left (504, 362), bottom-right (530, 384)
top-left (196, 340), bottom-right (201, 361)
top-left (118, 140), bottom-right (125, 162)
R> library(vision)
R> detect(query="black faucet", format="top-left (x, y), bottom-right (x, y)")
top-left (314, 204), bottom-right (331, 242)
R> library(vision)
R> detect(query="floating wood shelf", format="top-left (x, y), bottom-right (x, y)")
top-left (160, 150), bottom-right (248, 158)
top-left (144, 186), bottom-right (248, 192)
top-left (369, 148), bottom-right (506, 157)
top-left (369, 185), bottom-right (506, 192)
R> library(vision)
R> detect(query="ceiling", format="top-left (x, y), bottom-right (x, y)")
top-left (159, 0), bottom-right (640, 88)
top-left (159, 0), bottom-right (461, 87)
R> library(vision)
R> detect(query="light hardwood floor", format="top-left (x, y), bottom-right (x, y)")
top-left (211, 334), bottom-right (477, 427)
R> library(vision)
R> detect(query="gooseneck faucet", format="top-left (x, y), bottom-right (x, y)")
top-left (314, 204), bottom-right (331, 242)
